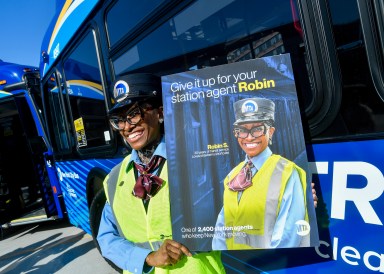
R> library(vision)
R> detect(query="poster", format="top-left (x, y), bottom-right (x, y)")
top-left (161, 54), bottom-right (319, 251)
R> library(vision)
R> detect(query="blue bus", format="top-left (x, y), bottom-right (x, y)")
top-left (39, 0), bottom-right (384, 273)
top-left (0, 60), bottom-right (65, 227)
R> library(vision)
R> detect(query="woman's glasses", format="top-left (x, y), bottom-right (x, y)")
top-left (233, 125), bottom-right (267, 139)
top-left (109, 104), bottom-right (153, 130)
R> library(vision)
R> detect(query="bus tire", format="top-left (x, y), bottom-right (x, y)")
top-left (89, 188), bottom-right (122, 273)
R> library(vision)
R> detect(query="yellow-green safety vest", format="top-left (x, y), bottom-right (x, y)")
top-left (223, 154), bottom-right (309, 249)
top-left (104, 154), bottom-right (225, 274)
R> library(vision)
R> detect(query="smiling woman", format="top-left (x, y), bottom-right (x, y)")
top-left (235, 122), bottom-right (274, 158)
top-left (211, 96), bottom-right (309, 250)
top-left (118, 103), bottom-right (162, 152)
top-left (107, 74), bottom-right (164, 152)
top-left (96, 73), bottom-right (226, 273)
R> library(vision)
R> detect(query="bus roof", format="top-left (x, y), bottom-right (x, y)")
top-left (0, 60), bottom-right (38, 89)
top-left (39, 0), bottom-right (100, 78)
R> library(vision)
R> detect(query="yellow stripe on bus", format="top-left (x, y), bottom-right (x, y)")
top-left (47, 0), bottom-right (73, 53)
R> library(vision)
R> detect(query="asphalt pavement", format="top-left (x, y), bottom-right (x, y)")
top-left (0, 220), bottom-right (120, 274)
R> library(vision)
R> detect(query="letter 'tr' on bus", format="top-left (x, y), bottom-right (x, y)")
top-left (331, 162), bottom-right (384, 225)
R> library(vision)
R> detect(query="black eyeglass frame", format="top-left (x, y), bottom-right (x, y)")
top-left (233, 124), bottom-right (269, 139)
top-left (109, 103), bottom-right (153, 130)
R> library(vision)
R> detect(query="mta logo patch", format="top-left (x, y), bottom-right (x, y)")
top-left (295, 220), bottom-right (310, 236)
top-left (241, 100), bottom-right (258, 115)
top-left (114, 80), bottom-right (130, 102)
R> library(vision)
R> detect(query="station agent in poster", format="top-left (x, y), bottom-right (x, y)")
top-left (161, 54), bottom-right (318, 251)
top-left (212, 97), bottom-right (309, 250)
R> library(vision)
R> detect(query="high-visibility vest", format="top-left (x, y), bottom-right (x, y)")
top-left (104, 155), bottom-right (225, 274)
top-left (223, 154), bottom-right (308, 249)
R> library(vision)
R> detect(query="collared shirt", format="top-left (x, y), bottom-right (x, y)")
top-left (97, 139), bottom-right (166, 273)
top-left (212, 147), bottom-right (305, 249)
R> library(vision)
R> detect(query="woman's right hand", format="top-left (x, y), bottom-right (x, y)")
top-left (145, 239), bottom-right (192, 267)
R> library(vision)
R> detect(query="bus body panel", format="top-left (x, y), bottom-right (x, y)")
top-left (55, 157), bottom-right (122, 233)
top-left (41, 0), bottom-right (100, 77)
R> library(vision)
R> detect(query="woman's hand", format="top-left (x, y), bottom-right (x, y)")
top-left (312, 182), bottom-right (318, 208)
top-left (145, 239), bottom-right (192, 267)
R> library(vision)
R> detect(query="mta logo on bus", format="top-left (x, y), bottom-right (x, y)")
top-left (241, 100), bottom-right (258, 114)
top-left (113, 80), bottom-right (130, 102)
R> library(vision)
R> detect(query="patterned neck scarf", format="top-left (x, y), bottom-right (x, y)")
top-left (132, 155), bottom-right (165, 200)
top-left (227, 160), bottom-right (254, 191)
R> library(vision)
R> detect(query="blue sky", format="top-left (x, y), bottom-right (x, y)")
top-left (0, 1), bottom-right (56, 67)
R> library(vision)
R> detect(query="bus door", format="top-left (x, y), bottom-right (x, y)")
top-left (0, 90), bottom-right (60, 227)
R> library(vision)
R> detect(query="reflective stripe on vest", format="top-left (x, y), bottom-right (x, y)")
top-left (104, 155), bottom-right (225, 274)
top-left (223, 154), bottom-right (308, 249)
top-left (105, 161), bottom-right (124, 237)
top-left (105, 155), bottom-right (171, 247)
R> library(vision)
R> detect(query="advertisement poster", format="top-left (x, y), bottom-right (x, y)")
top-left (161, 54), bottom-right (319, 251)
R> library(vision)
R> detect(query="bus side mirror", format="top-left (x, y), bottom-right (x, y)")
top-left (41, 51), bottom-right (49, 64)
top-left (28, 136), bottom-right (48, 155)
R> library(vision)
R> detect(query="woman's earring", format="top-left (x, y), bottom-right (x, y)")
top-left (269, 137), bottom-right (273, 145)
top-left (159, 118), bottom-right (164, 124)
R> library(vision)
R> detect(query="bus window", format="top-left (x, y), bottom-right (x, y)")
top-left (62, 30), bottom-right (111, 150)
top-left (43, 72), bottom-right (71, 153)
top-left (228, 32), bottom-right (286, 62)
top-left (109, 0), bottom-right (312, 131)
top-left (106, 0), bottom-right (166, 47)
top-left (108, 0), bottom-right (384, 140)
top-left (320, 0), bottom-right (384, 137)
top-left (111, 0), bottom-right (304, 76)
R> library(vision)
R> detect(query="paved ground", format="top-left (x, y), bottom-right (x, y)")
top-left (0, 220), bottom-right (120, 274)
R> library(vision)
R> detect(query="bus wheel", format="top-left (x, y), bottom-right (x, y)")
top-left (89, 188), bottom-right (122, 273)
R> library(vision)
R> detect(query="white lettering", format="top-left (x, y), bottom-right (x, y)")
top-left (333, 236), bottom-right (338, 260)
top-left (364, 251), bottom-right (384, 272)
top-left (341, 246), bottom-right (360, 266)
top-left (65, 183), bottom-right (77, 198)
top-left (53, 43), bottom-right (60, 59)
top-left (308, 161), bottom-right (329, 175)
top-left (315, 237), bottom-right (384, 273)
top-left (331, 162), bottom-right (384, 225)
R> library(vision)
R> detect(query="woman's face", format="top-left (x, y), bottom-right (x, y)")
top-left (118, 104), bottom-right (163, 151)
top-left (236, 122), bottom-right (275, 158)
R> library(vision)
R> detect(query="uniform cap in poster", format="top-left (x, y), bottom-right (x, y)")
top-left (233, 97), bottom-right (275, 126)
